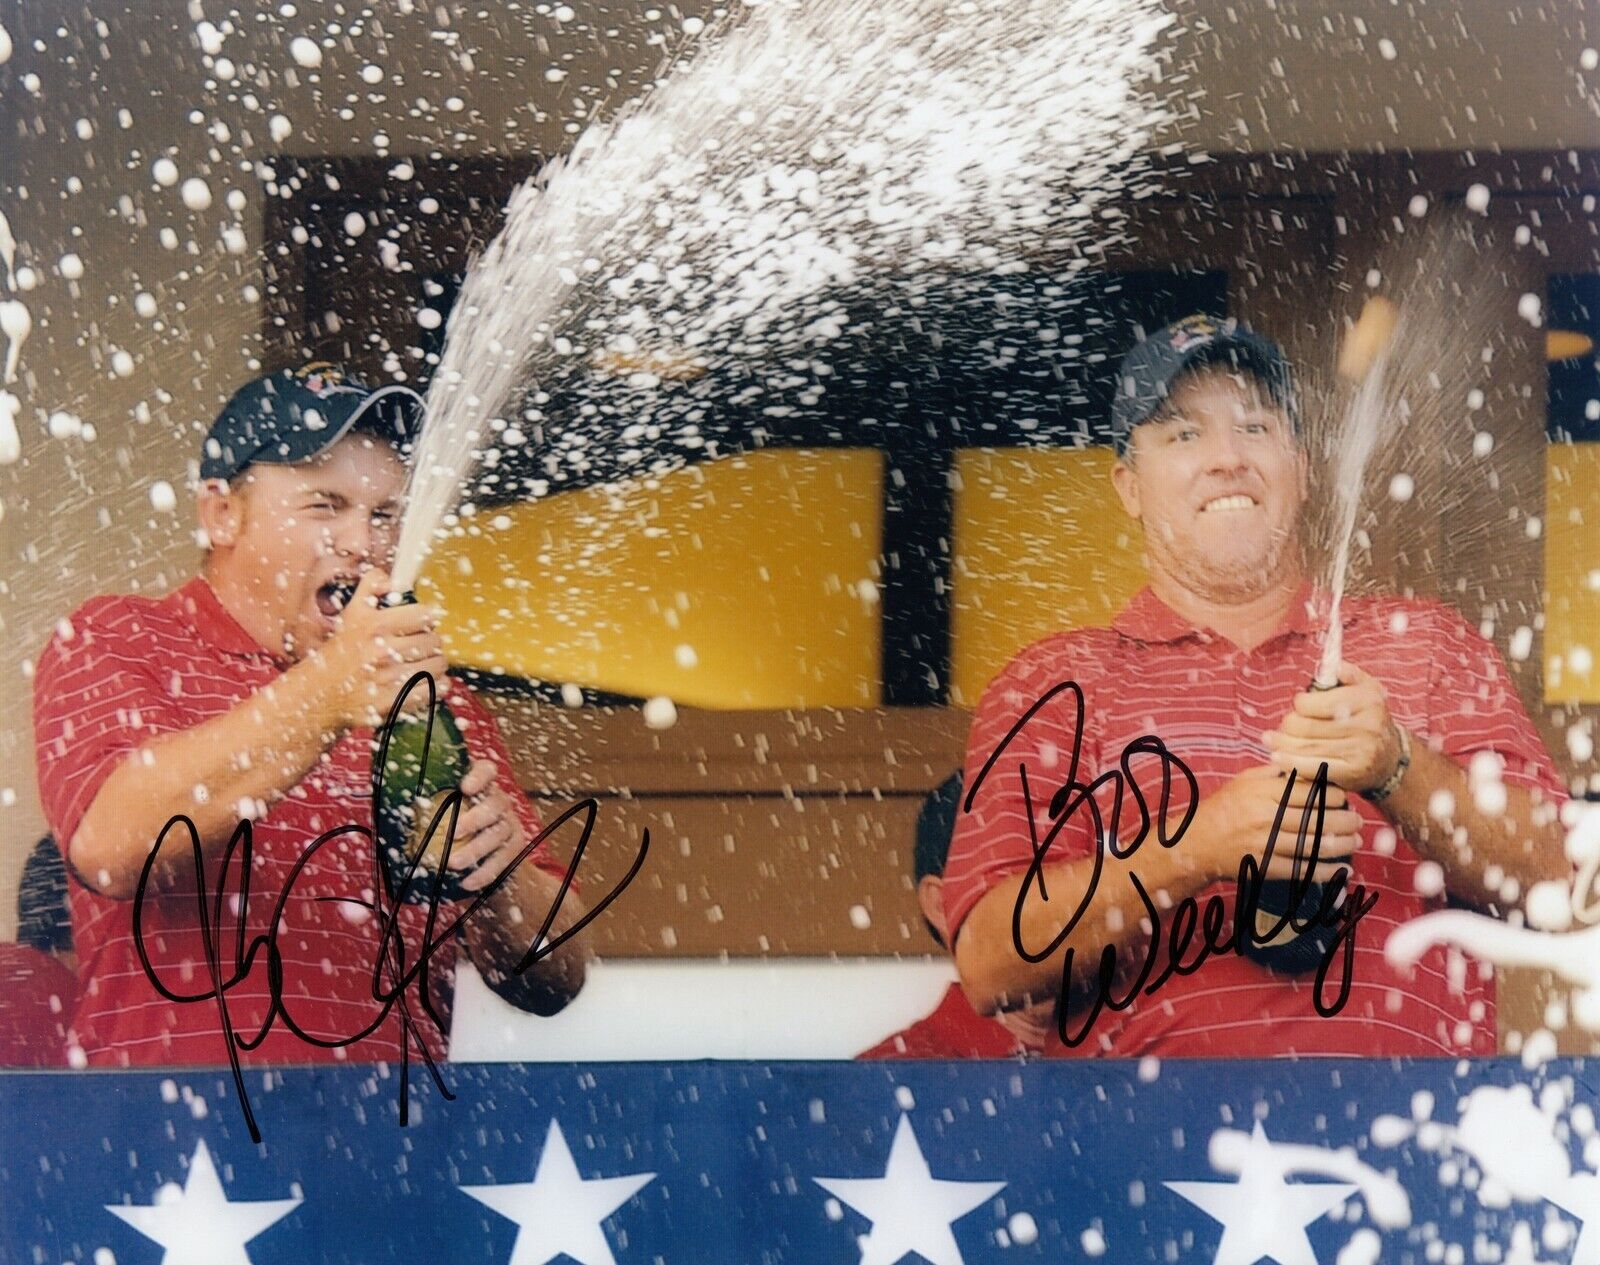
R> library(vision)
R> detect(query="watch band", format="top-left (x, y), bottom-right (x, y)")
top-left (1367, 723), bottom-right (1411, 803)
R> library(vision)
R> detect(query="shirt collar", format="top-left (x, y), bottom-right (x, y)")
top-left (173, 575), bottom-right (285, 662)
top-left (1111, 580), bottom-right (1355, 647)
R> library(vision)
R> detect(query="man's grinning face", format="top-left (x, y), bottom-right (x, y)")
top-left (209, 434), bottom-right (406, 660)
top-left (1111, 367), bottom-right (1309, 604)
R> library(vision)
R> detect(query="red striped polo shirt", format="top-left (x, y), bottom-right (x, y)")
top-left (32, 575), bottom-right (566, 1068)
top-left (943, 584), bottom-right (1569, 1059)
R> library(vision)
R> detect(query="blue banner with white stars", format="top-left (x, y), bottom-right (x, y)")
top-left (3, 1058), bottom-right (1599, 1265)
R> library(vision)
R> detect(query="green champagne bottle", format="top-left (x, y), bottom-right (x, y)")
top-left (335, 584), bottom-right (473, 904)
top-left (376, 688), bottom-right (473, 904)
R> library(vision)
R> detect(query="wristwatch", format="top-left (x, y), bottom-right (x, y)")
top-left (1366, 723), bottom-right (1412, 803)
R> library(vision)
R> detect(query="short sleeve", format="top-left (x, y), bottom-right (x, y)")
top-left (32, 606), bottom-right (188, 857)
top-left (942, 638), bottom-right (1104, 945)
top-left (1425, 607), bottom-right (1568, 806)
top-left (444, 681), bottom-right (572, 885)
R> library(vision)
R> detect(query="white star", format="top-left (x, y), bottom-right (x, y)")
top-left (1164, 1123), bottom-right (1356, 1265)
top-left (105, 1139), bottom-right (300, 1265)
top-left (813, 1113), bottom-right (1007, 1265)
top-left (1552, 1172), bottom-right (1600, 1265)
top-left (460, 1118), bottom-right (656, 1265)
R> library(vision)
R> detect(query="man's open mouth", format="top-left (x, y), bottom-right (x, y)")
top-left (1200, 494), bottom-right (1258, 513)
top-left (315, 580), bottom-right (357, 617)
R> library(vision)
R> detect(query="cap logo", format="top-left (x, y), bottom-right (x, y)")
top-left (1166, 315), bottom-right (1218, 353)
top-left (293, 361), bottom-right (346, 398)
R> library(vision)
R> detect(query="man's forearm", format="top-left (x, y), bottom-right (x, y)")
top-left (463, 863), bottom-right (588, 1016)
top-left (954, 842), bottom-right (1211, 1017)
top-left (70, 661), bottom-right (339, 899)
top-left (1377, 731), bottom-right (1571, 911)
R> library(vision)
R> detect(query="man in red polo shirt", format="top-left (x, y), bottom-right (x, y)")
top-left (32, 365), bottom-right (588, 1068)
top-left (944, 316), bottom-right (1572, 1058)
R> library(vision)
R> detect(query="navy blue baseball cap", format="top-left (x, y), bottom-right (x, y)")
top-left (199, 363), bottom-right (423, 481)
top-left (1111, 315), bottom-right (1298, 458)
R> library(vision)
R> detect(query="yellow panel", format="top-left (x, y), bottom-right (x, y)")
top-left (951, 447), bottom-right (1147, 706)
top-left (1544, 443), bottom-right (1600, 704)
top-left (417, 449), bottom-right (884, 709)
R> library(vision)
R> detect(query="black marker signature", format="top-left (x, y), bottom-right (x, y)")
top-left (132, 672), bottom-right (649, 1143)
top-left (966, 681), bottom-right (1380, 1048)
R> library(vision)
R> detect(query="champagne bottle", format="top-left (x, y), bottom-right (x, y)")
top-left (1238, 678), bottom-right (1342, 975)
top-left (334, 584), bottom-right (473, 904)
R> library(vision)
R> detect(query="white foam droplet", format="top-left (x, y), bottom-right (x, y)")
top-left (643, 695), bottom-right (678, 730)
top-left (0, 21), bottom-right (12, 65)
top-left (416, 307), bottom-right (442, 329)
top-left (560, 682), bottom-right (584, 708)
top-left (1569, 725), bottom-right (1595, 765)
top-left (1517, 292), bottom-right (1543, 325)
top-left (153, 157), bottom-right (179, 187)
top-left (111, 349), bottom-right (135, 377)
top-left (361, 63), bottom-right (384, 84)
top-left (1582, 48), bottom-right (1599, 71)
top-left (1526, 881), bottom-right (1574, 932)
top-left (0, 299), bottom-right (31, 381)
top-left (683, 16), bottom-right (706, 35)
top-left (1465, 183), bottom-right (1490, 214)
top-left (290, 36), bottom-right (322, 68)
top-left (269, 114), bottom-right (293, 143)
top-left (344, 211), bottom-right (367, 238)
top-left (48, 410), bottom-right (83, 439)
top-left (675, 643), bottom-right (698, 669)
top-left (1407, 195), bottom-right (1428, 218)
top-left (0, 391), bottom-right (21, 464)
top-left (1472, 780), bottom-right (1507, 817)
top-left (1369, 1115), bottom-right (1413, 1147)
top-left (1337, 1228), bottom-right (1382, 1265)
top-left (1387, 472), bottom-right (1414, 503)
top-left (848, 903), bottom-right (871, 930)
top-left (149, 480), bottom-right (177, 512)
top-left (1010, 1213), bottom-right (1041, 1246)
top-left (1508, 625), bottom-right (1533, 661)
top-left (59, 252), bottom-right (84, 280)
top-left (1377, 37), bottom-right (1397, 60)
top-left (1414, 860), bottom-right (1446, 897)
top-left (180, 177), bottom-right (213, 211)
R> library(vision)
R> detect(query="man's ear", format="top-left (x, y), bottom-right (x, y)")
top-left (1111, 452), bottom-right (1142, 521)
top-left (196, 478), bottom-right (247, 550)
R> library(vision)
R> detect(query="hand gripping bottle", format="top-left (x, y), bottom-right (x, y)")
top-left (1237, 678), bottom-right (1344, 974)
top-left (335, 584), bottom-right (473, 904)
